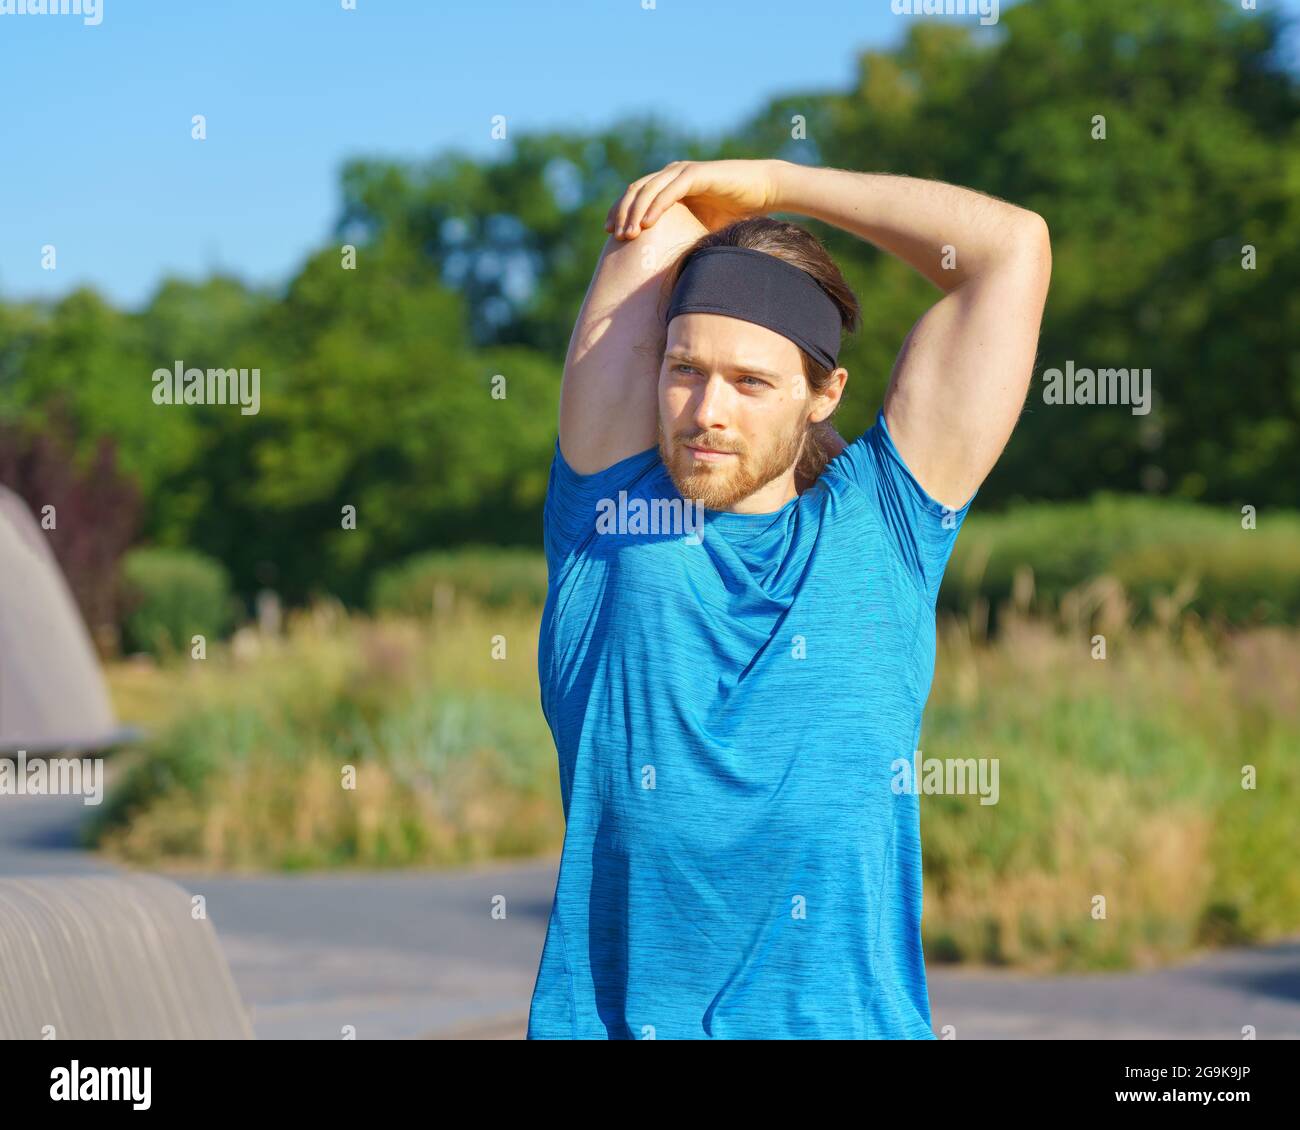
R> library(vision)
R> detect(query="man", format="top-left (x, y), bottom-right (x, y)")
top-left (527, 159), bottom-right (1051, 1039)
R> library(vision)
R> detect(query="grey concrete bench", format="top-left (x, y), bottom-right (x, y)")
top-left (0, 874), bottom-right (254, 1039)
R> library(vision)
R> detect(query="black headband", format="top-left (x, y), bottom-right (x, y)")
top-left (664, 245), bottom-right (843, 370)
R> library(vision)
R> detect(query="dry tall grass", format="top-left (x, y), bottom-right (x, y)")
top-left (97, 585), bottom-right (1300, 970)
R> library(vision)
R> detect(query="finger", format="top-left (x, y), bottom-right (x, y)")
top-left (622, 166), bottom-right (689, 238)
top-left (640, 168), bottom-right (695, 228)
top-left (608, 163), bottom-right (687, 238)
top-left (604, 183), bottom-right (640, 232)
top-left (605, 181), bottom-right (636, 234)
top-left (610, 164), bottom-right (682, 237)
top-left (600, 180), bottom-right (642, 231)
top-left (610, 172), bottom-right (659, 238)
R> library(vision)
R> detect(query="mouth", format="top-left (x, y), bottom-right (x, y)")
top-left (683, 443), bottom-right (737, 464)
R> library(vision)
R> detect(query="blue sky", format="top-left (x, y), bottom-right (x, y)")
top-left (0, 0), bottom-right (1294, 309)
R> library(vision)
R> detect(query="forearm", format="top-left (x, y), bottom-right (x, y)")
top-left (770, 161), bottom-right (1045, 292)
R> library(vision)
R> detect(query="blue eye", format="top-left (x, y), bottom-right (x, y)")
top-left (672, 364), bottom-right (763, 388)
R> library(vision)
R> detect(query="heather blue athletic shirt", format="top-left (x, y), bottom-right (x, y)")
top-left (528, 409), bottom-right (973, 1040)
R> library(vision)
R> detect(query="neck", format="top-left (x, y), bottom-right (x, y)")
top-left (724, 470), bottom-right (800, 514)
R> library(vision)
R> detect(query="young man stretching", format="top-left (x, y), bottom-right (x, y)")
top-left (527, 159), bottom-right (1051, 1039)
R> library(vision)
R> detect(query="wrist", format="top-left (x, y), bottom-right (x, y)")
top-left (767, 158), bottom-right (800, 213)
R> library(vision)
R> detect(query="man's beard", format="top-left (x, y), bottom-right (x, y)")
top-left (657, 416), bottom-right (808, 511)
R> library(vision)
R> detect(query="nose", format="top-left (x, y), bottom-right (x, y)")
top-left (691, 372), bottom-right (732, 431)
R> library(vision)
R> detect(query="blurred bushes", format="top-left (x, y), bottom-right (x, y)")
top-left (0, 417), bottom-right (142, 651)
top-left (120, 547), bottom-right (235, 657)
top-left (944, 495), bottom-right (1300, 627)
top-left (370, 546), bottom-right (548, 616)
top-left (361, 499), bottom-right (1300, 630)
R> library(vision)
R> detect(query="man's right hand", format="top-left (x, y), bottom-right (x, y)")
top-left (604, 159), bottom-right (783, 240)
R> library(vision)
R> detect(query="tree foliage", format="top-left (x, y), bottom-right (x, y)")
top-left (0, 0), bottom-right (1293, 607)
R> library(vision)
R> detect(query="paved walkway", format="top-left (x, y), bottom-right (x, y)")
top-left (3, 770), bottom-right (1298, 1039)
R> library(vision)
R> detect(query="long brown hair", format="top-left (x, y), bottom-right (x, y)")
top-left (653, 217), bottom-right (861, 485)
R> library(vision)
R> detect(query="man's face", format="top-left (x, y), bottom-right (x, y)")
top-left (657, 313), bottom-right (812, 511)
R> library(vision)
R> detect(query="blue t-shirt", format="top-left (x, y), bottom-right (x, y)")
top-left (528, 409), bottom-right (973, 1039)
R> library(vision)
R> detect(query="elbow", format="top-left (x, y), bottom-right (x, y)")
top-left (1015, 209), bottom-right (1052, 270)
top-left (987, 209), bottom-right (1050, 291)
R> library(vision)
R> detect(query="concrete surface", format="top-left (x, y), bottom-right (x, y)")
top-left (2, 761), bottom-right (1297, 1039)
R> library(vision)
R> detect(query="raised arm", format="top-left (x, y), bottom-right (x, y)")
top-left (557, 202), bottom-right (708, 475)
top-left (769, 163), bottom-right (1052, 509)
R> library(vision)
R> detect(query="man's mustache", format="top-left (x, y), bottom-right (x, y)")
top-left (676, 434), bottom-right (743, 455)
